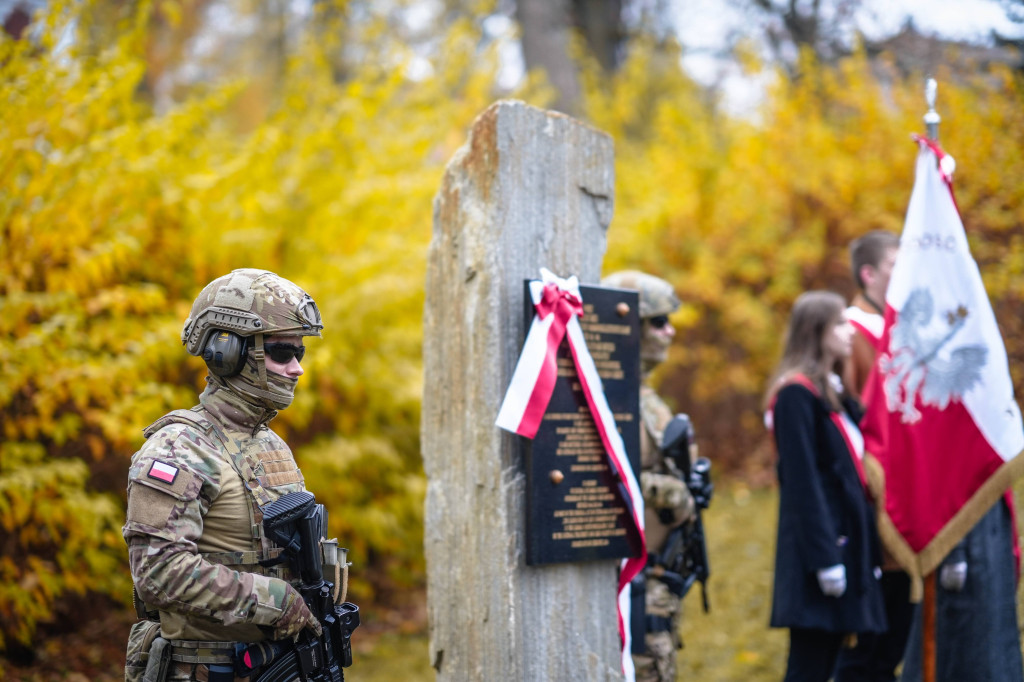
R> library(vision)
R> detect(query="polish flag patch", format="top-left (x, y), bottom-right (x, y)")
top-left (148, 460), bottom-right (179, 484)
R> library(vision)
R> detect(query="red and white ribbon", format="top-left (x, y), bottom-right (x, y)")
top-left (495, 268), bottom-right (647, 679)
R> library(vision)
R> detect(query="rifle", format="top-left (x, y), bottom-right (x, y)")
top-left (653, 414), bottom-right (712, 613)
top-left (229, 491), bottom-right (360, 682)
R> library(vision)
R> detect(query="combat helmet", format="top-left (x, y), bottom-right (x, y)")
top-left (182, 268), bottom-right (323, 381)
top-left (601, 270), bottom-right (680, 319)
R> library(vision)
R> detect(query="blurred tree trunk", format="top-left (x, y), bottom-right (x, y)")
top-left (2, 5), bottom-right (31, 40)
top-left (516, 0), bottom-right (625, 115)
top-left (261, 0), bottom-right (289, 89)
top-left (573, 0), bottom-right (624, 72)
top-left (516, 0), bottom-right (582, 114)
top-left (75, 0), bottom-right (209, 109)
top-left (999, 0), bottom-right (1024, 22)
top-left (995, 0), bottom-right (1024, 71)
top-left (741, 0), bottom-right (862, 76)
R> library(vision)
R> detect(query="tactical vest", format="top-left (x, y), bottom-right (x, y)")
top-left (135, 406), bottom-right (305, 644)
top-left (639, 386), bottom-right (691, 553)
top-left (640, 385), bottom-right (672, 471)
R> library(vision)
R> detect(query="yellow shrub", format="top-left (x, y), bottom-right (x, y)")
top-left (0, 0), bottom-right (510, 645)
top-left (5, 0), bottom-right (1024, 652)
top-left (591, 44), bottom-right (1024, 479)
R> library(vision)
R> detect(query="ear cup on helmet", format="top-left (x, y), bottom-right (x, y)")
top-left (202, 331), bottom-right (249, 377)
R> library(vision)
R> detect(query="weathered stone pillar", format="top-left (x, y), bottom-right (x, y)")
top-left (422, 100), bottom-right (620, 681)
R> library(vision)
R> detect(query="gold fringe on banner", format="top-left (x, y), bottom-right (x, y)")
top-left (864, 449), bottom-right (1024, 603)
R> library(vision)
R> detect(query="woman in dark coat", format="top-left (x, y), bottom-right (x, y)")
top-left (765, 291), bottom-right (888, 682)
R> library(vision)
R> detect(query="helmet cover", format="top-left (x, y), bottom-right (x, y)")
top-left (182, 268), bottom-right (323, 355)
top-left (601, 270), bottom-right (680, 319)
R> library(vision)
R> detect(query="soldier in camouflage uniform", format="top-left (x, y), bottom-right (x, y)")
top-left (602, 271), bottom-right (695, 682)
top-left (123, 269), bottom-right (326, 681)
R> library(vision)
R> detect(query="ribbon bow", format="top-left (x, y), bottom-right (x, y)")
top-left (496, 269), bottom-right (583, 437)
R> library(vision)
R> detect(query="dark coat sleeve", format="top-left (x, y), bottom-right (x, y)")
top-left (901, 498), bottom-right (1024, 682)
top-left (773, 384), bottom-right (843, 572)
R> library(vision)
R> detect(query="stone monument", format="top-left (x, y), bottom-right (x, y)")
top-left (422, 100), bottom-right (625, 681)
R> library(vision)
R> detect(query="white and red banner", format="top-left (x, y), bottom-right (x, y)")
top-left (861, 138), bottom-right (1024, 586)
top-left (495, 268), bottom-right (646, 680)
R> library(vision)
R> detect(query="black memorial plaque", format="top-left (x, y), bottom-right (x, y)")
top-left (522, 281), bottom-right (642, 566)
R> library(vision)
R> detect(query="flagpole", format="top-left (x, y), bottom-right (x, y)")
top-left (924, 78), bottom-right (940, 141)
top-left (923, 572), bottom-right (936, 682)
top-left (921, 77), bottom-right (939, 682)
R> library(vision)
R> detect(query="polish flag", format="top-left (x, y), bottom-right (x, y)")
top-left (860, 138), bottom-right (1024, 585)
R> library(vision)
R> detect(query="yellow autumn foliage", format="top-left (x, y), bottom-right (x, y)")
top-left (593, 42), bottom-right (1024, 482)
top-left (4, 0), bottom-right (1024, 656)
top-left (0, 0), bottom-right (516, 648)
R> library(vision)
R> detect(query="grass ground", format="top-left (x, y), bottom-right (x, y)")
top-left (676, 482), bottom-right (788, 680)
top-left (5, 479), bottom-right (1023, 681)
top-left (355, 480), bottom-right (1024, 682)
top-left (350, 481), bottom-right (788, 682)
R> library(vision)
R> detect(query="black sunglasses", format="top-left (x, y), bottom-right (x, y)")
top-left (263, 342), bottom-right (306, 364)
top-left (647, 315), bottom-right (670, 330)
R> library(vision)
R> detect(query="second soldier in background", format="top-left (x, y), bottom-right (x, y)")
top-left (602, 271), bottom-right (701, 682)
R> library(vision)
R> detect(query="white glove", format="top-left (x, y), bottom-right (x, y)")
top-left (817, 564), bottom-right (847, 598)
top-left (939, 561), bottom-right (967, 592)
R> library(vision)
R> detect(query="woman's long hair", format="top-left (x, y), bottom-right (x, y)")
top-left (764, 290), bottom-right (847, 410)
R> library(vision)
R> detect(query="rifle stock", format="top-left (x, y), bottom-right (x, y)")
top-left (653, 414), bottom-right (712, 613)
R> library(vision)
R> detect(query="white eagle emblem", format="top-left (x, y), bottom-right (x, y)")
top-left (879, 288), bottom-right (988, 424)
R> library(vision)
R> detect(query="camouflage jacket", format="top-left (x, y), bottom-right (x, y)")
top-left (123, 378), bottom-right (306, 643)
top-left (640, 385), bottom-right (695, 553)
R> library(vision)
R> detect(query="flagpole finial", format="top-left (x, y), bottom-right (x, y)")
top-left (924, 78), bottom-right (940, 141)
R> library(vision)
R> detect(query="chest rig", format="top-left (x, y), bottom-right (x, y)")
top-left (142, 407), bottom-right (304, 585)
top-left (131, 408), bottom-right (331, 669)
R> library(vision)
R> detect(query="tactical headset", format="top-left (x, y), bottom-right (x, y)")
top-left (202, 330), bottom-right (250, 377)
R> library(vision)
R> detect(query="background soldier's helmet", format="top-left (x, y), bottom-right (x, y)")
top-left (601, 270), bottom-right (680, 319)
top-left (181, 269), bottom-right (323, 376)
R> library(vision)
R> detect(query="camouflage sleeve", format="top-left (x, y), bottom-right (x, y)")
top-left (123, 426), bottom-right (306, 631)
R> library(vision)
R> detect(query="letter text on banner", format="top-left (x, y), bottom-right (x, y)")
top-left (860, 137), bottom-right (1024, 585)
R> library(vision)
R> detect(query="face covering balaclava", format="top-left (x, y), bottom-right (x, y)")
top-left (225, 354), bottom-right (298, 411)
top-left (641, 322), bottom-right (672, 376)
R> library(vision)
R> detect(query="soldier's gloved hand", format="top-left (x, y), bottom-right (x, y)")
top-left (641, 472), bottom-right (689, 510)
top-left (817, 564), bottom-right (847, 598)
top-left (939, 561), bottom-right (967, 592)
top-left (273, 584), bottom-right (322, 640)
